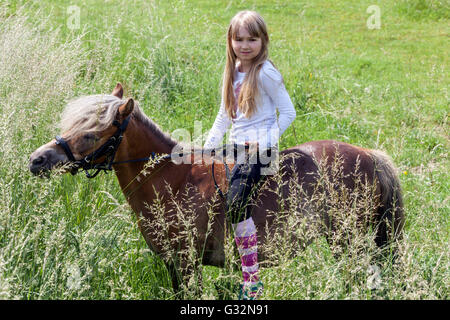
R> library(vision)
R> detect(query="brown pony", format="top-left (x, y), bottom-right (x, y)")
top-left (29, 84), bottom-right (404, 294)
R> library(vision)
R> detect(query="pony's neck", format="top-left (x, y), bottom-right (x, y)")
top-left (111, 108), bottom-right (179, 183)
top-left (128, 110), bottom-right (178, 156)
top-left (112, 109), bottom-right (181, 201)
top-left (112, 110), bottom-right (192, 227)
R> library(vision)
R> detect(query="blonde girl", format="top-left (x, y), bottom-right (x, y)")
top-left (204, 10), bottom-right (296, 300)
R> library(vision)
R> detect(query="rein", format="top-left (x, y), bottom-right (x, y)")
top-left (55, 116), bottom-right (240, 197)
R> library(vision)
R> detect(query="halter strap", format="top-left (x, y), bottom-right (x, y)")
top-left (55, 116), bottom-right (132, 178)
top-left (55, 135), bottom-right (76, 162)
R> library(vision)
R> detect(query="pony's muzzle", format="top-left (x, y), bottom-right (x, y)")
top-left (29, 153), bottom-right (51, 176)
top-left (29, 145), bottom-right (67, 177)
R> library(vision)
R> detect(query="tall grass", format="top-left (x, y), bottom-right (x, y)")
top-left (0, 1), bottom-right (448, 299)
top-left (0, 4), bottom-right (171, 300)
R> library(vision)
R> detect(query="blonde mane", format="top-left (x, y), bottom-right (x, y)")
top-left (59, 94), bottom-right (177, 149)
top-left (60, 95), bottom-right (123, 138)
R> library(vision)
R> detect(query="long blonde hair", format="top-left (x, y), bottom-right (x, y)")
top-left (223, 11), bottom-right (270, 119)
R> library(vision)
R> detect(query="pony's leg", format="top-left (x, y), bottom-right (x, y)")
top-left (165, 261), bottom-right (182, 296)
top-left (179, 261), bottom-right (203, 298)
top-left (166, 259), bottom-right (203, 298)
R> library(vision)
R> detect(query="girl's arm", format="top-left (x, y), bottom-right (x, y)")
top-left (260, 64), bottom-right (296, 146)
top-left (261, 65), bottom-right (296, 134)
top-left (203, 97), bottom-right (232, 149)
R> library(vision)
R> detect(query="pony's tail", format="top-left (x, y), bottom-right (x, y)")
top-left (369, 149), bottom-right (405, 248)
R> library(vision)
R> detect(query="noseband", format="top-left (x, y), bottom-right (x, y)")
top-left (55, 115), bottom-right (159, 178)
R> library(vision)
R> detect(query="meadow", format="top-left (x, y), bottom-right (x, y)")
top-left (0, 0), bottom-right (448, 299)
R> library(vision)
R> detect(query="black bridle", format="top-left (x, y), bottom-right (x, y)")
top-left (55, 115), bottom-right (161, 178)
top-left (55, 116), bottom-right (241, 198)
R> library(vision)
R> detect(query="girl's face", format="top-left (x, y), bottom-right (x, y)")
top-left (231, 26), bottom-right (262, 67)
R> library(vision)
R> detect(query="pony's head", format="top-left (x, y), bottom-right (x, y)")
top-left (29, 83), bottom-right (134, 176)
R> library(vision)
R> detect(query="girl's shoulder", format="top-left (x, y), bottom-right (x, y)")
top-left (259, 60), bottom-right (283, 84)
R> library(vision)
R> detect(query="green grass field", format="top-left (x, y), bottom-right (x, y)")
top-left (0, 0), bottom-right (448, 299)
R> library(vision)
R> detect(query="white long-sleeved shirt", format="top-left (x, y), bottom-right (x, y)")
top-left (203, 60), bottom-right (296, 150)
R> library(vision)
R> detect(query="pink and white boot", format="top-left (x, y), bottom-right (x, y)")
top-left (233, 217), bottom-right (264, 300)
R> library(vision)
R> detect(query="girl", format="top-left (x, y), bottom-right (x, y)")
top-left (204, 10), bottom-right (296, 300)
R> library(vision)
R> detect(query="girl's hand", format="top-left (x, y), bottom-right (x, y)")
top-left (245, 141), bottom-right (259, 154)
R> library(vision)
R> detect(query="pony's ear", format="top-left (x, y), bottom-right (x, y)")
top-left (118, 98), bottom-right (134, 119)
top-left (112, 83), bottom-right (123, 99)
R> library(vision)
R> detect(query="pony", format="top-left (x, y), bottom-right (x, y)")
top-left (29, 83), bottom-right (404, 295)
